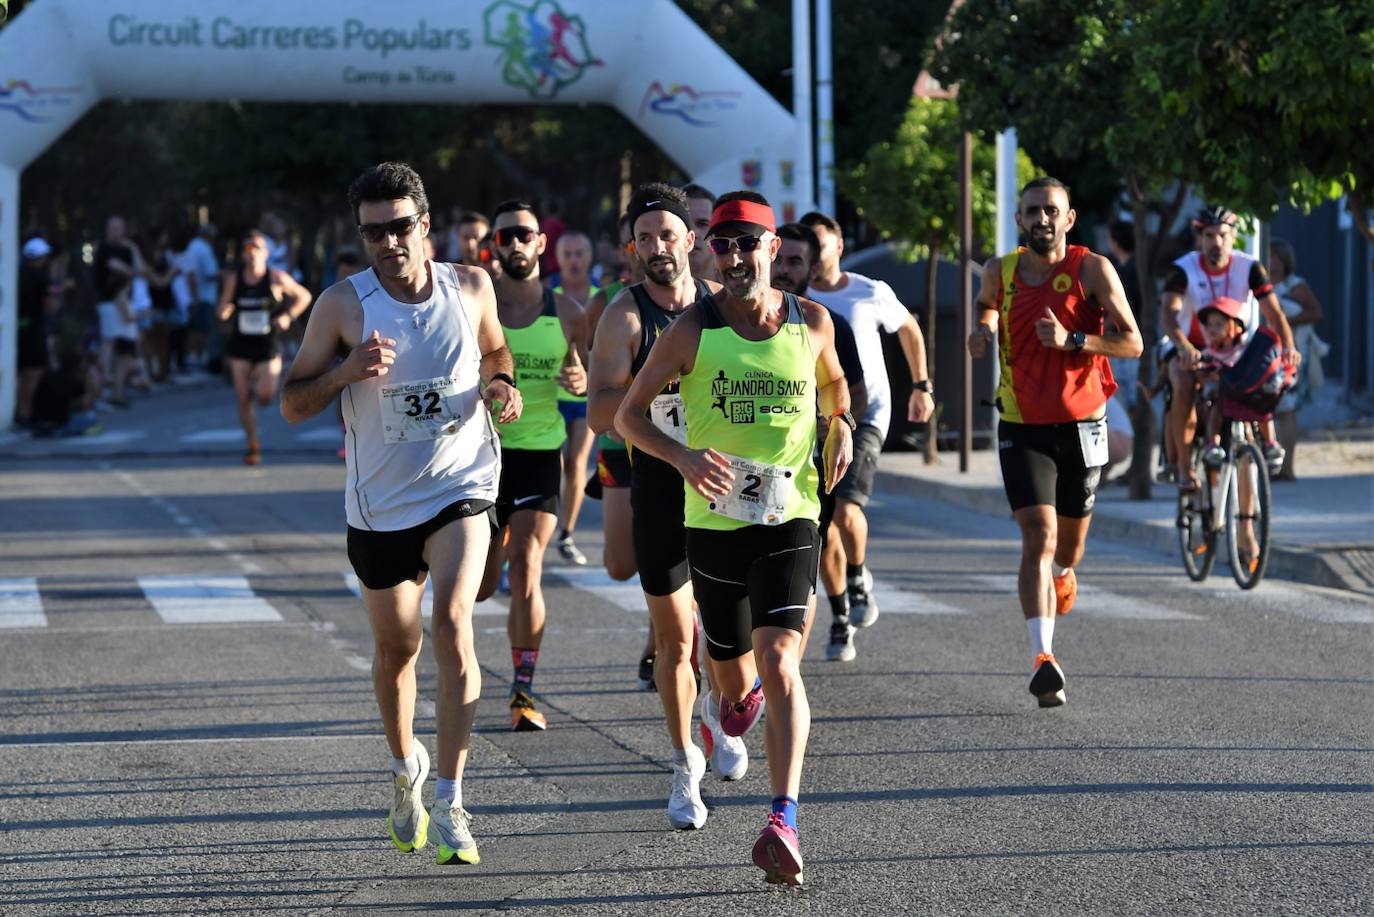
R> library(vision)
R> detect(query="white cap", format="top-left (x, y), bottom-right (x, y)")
top-left (22, 237), bottom-right (52, 259)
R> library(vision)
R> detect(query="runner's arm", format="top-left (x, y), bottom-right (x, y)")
top-left (555, 289), bottom-right (588, 395)
top-left (216, 273), bottom-right (237, 322)
top-left (968, 259), bottom-right (1002, 358)
top-left (586, 293), bottom-right (638, 435)
top-left (275, 270), bottom-right (314, 322)
top-left (1078, 253), bottom-right (1144, 358)
top-left (464, 266), bottom-right (521, 424)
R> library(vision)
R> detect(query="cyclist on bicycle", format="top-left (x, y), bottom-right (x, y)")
top-left (1160, 206), bottom-right (1298, 492)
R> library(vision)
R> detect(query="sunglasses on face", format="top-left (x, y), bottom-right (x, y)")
top-left (494, 225), bottom-right (538, 247)
top-left (357, 213), bottom-right (423, 244)
top-left (707, 235), bottom-right (767, 255)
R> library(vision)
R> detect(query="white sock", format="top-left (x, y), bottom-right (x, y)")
top-left (1027, 616), bottom-right (1055, 657)
top-left (434, 777), bottom-right (459, 808)
top-left (1052, 561), bottom-right (1070, 579)
top-left (390, 750), bottom-right (421, 784)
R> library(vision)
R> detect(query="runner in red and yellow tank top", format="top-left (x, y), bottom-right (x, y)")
top-left (968, 177), bottom-right (1142, 710)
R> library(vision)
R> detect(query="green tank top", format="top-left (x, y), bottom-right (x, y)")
top-left (680, 292), bottom-right (819, 530)
top-left (596, 280), bottom-right (628, 452)
top-left (500, 288), bottom-right (568, 450)
top-left (554, 283), bottom-right (598, 405)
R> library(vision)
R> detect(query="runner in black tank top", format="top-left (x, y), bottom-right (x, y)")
top-left (216, 229), bottom-right (311, 464)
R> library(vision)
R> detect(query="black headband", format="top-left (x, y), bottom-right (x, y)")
top-left (626, 196), bottom-right (692, 236)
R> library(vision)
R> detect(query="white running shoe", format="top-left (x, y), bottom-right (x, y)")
top-left (558, 535), bottom-right (588, 566)
top-left (667, 745), bottom-right (708, 830)
top-left (848, 567), bottom-right (880, 628)
top-left (429, 801), bottom-right (480, 865)
top-left (825, 617), bottom-right (857, 661)
top-left (699, 690), bottom-right (748, 781)
top-left (387, 743), bottom-right (429, 853)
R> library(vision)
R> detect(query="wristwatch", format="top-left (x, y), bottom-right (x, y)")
top-left (830, 410), bottom-right (857, 432)
top-left (487, 372), bottom-right (516, 388)
top-left (1070, 330), bottom-right (1086, 351)
top-left (912, 379), bottom-right (933, 393)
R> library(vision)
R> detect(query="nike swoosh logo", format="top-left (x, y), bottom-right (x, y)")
top-left (513, 495), bottom-right (544, 506)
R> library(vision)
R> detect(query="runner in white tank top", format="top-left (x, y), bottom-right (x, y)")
top-left (281, 162), bottom-right (522, 867)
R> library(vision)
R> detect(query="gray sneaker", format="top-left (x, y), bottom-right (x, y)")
top-left (387, 743), bottom-right (429, 853)
top-left (826, 617), bottom-right (857, 662)
top-left (430, 801), bottom-right (480, 865)
top-left (558, 535), bottom-right (588, 566)
top-left (847, 568), bottom-right (880, 628)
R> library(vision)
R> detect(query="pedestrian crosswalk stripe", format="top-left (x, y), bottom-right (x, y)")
top-left (340, 573), bottom-right (506, 616)
top-left (973, 574), bottom-right (1204, 620)
top-left (867, 583), bottom-right (968, 616)
top-left (549, 567), bottom-right (646, 613)
top-left (0, 578), bottom-right (45, 629)
top-left (178, 429), bottom-right (246, 445)
top-left (139, 575), bottom-right (284, 624)
top-left (1190, 580), bottom-right (1374, 624)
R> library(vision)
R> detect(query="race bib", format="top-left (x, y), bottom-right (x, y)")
top-left (237, 309), bottom-right (272, 336)
top-left (649, 393), bottom-right (688, 445)
top-left (1077, 417), bottom-right (1109, 468)
top-left (379, 374), bottom-right (464, 444)
top-left (707, 453), bottom-right (795, 526)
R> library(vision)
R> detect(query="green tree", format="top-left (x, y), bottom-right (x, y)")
top-left (847, 95), bottom-right (1036, 461)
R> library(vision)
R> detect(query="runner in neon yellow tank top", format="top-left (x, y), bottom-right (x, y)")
top-left (617, 192), bottom-right (853, 886)
top-left (475, 199), bottom-right (587, 735)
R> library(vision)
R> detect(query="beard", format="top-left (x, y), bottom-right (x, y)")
top-left (643, 253), bottom-right (684, 286)
top-left (771, 271), bottom-right (806, 295)
top-left (497, 250), bottom-right (536, 281)
top-left (722, 264), bottom-right (763, 299)
top-left (1027, 227), bottom-right (1056, 256)
top-left (1204, 246), bottom-right (1227, 266)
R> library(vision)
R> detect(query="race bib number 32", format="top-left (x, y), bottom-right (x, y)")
top-left (379, 375), bottom-right (464, 443)
top-left (708, 453), bottom-right (795, 526)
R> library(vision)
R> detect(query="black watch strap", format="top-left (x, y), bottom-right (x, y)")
top-left (831, 410), bottom-right (858, 432)
top-left (912, 379), bottom-right (933, 393)
top-left (488, 372), bottom-right (516, 388)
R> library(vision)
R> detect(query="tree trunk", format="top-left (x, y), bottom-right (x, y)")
top-left (1127, 189), bottom-right (1157, 502)
top-left (924, 246), bottom-right (940, 464)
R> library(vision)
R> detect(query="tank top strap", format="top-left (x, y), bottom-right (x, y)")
top-left (348, 267), bottom-right (382, 304)
top-left (698, 291), bottom-right (727, 329)
top-left (782, 291), bottom-right (804, 324)
top-left (693, 278), bottom-right (711, 300)
top-left (541, 286), bottom-right (558, 318)
top-left (628, 282), bottom-right (656, 317)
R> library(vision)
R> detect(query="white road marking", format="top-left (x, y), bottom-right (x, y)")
top-left (972, 574), bottom-right (1204, 620)
top-left (341, 573), bottom-right (506, 617)
top-left (178, 429), bottom-right (246, 444)
top-left (548, 567), bottom-right (646, 613)
top-left (867, 583), bottom-right (969, 616)
top-left (62, 430), bottom-right (146, 447)
top-left (0, 578), bottom-right (46, 629)
top-left (140, 575), bottom-right (283, 624)
top-left (295, 427), bottom-right (345, 443)
top-left (1189, 579), bottom-right (1374, 623)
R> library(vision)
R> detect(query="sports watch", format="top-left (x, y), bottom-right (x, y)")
top-left (912, 379), bottom-right (933, 393)
top-left (1070, 330), bottom-right (1086, 351)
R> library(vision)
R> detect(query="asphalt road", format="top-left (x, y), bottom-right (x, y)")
top-left (1, 391), bottom-right (1370, 915)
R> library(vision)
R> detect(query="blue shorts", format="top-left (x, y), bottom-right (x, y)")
top-left (558, 399), bottom-right (588, 424)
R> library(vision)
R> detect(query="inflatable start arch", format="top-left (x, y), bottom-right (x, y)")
top-left (0, 0), bottom-right (810, 428)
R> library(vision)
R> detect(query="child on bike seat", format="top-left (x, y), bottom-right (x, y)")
top-left (1197, 296), bottom-right (1280, 468)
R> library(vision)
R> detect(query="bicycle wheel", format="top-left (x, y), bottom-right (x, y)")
top-left (1177, 447), bottom-right (1217, 581)
top-left (1226, 441), bottom-right (1271, 589)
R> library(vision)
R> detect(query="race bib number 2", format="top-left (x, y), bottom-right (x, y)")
top-left (379, 375), bottom-right (463, 443)
top-left (707, 453), bottom-right (795, 526)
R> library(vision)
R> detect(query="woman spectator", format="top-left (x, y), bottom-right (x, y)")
top-left (1267, 238), bottom-right (1329, 481)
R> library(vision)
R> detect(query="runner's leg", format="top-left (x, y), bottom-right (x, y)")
top-left (360, 577), bottom-right (427, 761)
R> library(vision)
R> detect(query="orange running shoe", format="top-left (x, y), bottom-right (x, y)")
top-left (509, 688), bottom-right (547, 731)
top-left (243, 441), bottom-right (262, 466)
top-left (1053, 568), bottom-right (1077, 615)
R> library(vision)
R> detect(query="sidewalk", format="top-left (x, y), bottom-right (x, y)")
top-left (878, 433), bottom-right (1374, 597)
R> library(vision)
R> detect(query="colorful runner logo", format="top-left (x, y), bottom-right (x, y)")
top-left (483, 0), bottom-right (602, 99)
top-left (0, 80), bottom-right (82, 123)
top-left (638, 81), bottom-right (741, 127)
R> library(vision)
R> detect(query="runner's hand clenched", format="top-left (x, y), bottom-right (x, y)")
top-left (483, 378), bottom-right (522, 424)
top-left (342, 330), bottom-right (396, 383)
top-left (822, 421), bottom-right (853, 494)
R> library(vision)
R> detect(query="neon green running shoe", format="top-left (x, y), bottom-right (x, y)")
top-left (430, 802), bottom-right (480, 865)
top-left (387, 743), bottom-right (429, 853)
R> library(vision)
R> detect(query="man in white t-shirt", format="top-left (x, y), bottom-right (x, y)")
top-left (185, 224), bottom-right (220, 369)
top-left (802, 212), bottom-right (933, 631)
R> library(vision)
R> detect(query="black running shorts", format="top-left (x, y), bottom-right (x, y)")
top-left (830, 423), bottom-right (883, 507)
top-left (630, 451), bottom-right (690, 597)
top-left (997, 419), bottom-right (1103, 518)
top-left (347, 499), bottom-right (495, 591)
top-left (496, 447), bottom-right (561, 528)
top-left (597, 445), bottom-right (632, 489)
top-left (686, 518), bottom-right (820, 661)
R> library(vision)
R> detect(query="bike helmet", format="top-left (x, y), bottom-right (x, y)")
top-left (1191, 205), bottom-right (1238, 229)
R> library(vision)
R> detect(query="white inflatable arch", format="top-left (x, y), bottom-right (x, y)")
top-left (0, 0), bottom-right (808, 428)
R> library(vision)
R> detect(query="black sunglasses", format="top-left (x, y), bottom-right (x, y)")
top-left (494, 225), bottom-right (539, 247)
top-left (357, 213), bottom-right (424, 244)
top-left (707, 235), bottom-right (766, 255)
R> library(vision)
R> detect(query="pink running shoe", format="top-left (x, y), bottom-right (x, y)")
top-left (752, 813), bottom-right (803, 885)
top-left (718, 683), bottom-right (765, 738)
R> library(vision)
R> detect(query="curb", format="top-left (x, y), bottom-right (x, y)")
top-left (877, 468), bottom-right (1371, 598)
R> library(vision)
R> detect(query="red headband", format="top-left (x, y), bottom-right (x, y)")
top-left (708, 200), bottom-right (777, 234)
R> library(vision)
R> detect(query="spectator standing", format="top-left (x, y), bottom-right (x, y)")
top-left (1267, 238), bottom-right (1328, 481)
top-left (16, 237), bottom-right (59, 427)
